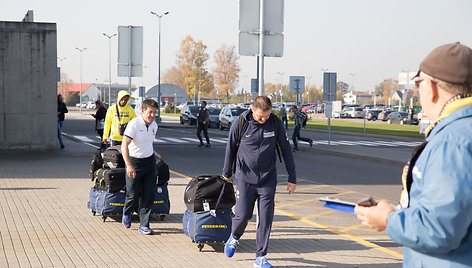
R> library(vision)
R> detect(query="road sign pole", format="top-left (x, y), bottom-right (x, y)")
top-left (258, 0), bottom-right (265, 97)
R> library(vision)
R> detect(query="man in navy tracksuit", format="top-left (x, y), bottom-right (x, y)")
top-left (223, 96), bottom-right (296, 268)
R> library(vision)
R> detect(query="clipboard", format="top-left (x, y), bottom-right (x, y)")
top-left (318, 197), bottom-right (357, 215)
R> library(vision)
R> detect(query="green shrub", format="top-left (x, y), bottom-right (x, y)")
top-left (164, 103), bottom-right (180, 114)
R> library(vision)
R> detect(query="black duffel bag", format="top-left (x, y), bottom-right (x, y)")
top-left (184, 175), bottom-right (235, 212)
top-left (102, 145), bottom-right (125, 169)
top-left (93, 168), bottom-right (126, 193)
top-left (154, 152), bottom-right (170, 186)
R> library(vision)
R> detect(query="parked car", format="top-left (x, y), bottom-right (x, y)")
top-left (378, 110), bottom-right (395, 121)
top-left (302, 104), bottom-right (316, 113)
top-left (218, 107), bottom-right (248, 130)
top-left (387, 112), bottom-right (419, 125)
top-left (208, 108), bottom-right (221, 128)
top-left (344, 107), bottom-right (365, 118)
top-left (333, 110), bottom-right (347, 118)
top-left (365, 110), bottom-right (382, 121)
top-left (180, 105), bottom-right (199, 125)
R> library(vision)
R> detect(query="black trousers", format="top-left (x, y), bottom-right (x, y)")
top-left (123, 155), bottom-right (157, 228)
top-left (196, 122), bottom-right (210, 145)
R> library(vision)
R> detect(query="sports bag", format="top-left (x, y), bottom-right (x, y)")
top-left (184, 175), bottom-right (235, 212)
top-left (102, 145), bottom-right (125, 168)
top-left (94, 168), bottom-right (126, 193)
top-left (155, 152), bottom-right (170, 186)
top-left (151, 182), bottom-right (170, 215)
top-left (90, 152), bottom-right (103, 180)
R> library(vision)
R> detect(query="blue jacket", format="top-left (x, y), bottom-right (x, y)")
top-left (223, 110), bottom-right (296, 185)
top-left (386, 103), bottom-right (472, 267)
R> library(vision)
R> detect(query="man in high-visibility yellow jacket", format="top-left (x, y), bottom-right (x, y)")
top-left (102, 90), bottom-right (136, 146)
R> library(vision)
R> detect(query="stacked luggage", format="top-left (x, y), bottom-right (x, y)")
top-left (87, 146), bottom-right (170, 222)
top-left (182, 175), bottom-right (235, 251)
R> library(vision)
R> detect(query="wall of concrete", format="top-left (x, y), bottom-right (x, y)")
top-left (0, 21), bottom-right (57, 150)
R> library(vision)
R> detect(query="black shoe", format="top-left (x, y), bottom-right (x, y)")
top-left (205, 144), bottom-right (211, 148)
top-left (60, 144), bottom-right (65, 149)
top-left (198, 143), bottom-right (204, 147)
top-left (309, 140), bottom-right (313, 147)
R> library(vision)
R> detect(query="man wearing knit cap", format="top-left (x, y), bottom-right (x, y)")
top-left (355, 42), bottom-right (472, 267)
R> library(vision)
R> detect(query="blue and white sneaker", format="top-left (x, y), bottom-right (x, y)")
top-left (138, 226), bottom-right (153, 235)
top-left (122, 215), bottom-right (131, 228)
top-left (224, 234), bottom-right (239, 257)
top-left (254, 256), bottom-right (273, 268)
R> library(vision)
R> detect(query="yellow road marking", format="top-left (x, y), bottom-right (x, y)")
top-left (170, 169), bottom-right (403, 260)
top-left (275, 208), bottom-right (403, 259)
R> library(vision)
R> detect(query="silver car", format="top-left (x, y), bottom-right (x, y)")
top-left (218, 107), bottom-right (248, 130)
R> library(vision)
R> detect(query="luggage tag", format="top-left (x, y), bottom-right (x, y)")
top-left (203, 201), bottom-right (210, 212)
top-left (157, 187), bottom-right (162, 194)
top-left (210, 209), bottom-right (216, 217)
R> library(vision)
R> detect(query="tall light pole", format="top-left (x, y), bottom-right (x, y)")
top-left (306, 75), bottom-right (312, 104)
top-left (151, 10), bottom-right (169, 123)
top-left (349, 72), bottom-right (356, 91)
top-left (276, 72), bottom-right (284, 103)
top-left (75, 47), bottom-right (86, 113)
top-left (57, 57), bottom-right (66, 96)
top-left (103, 33), bottom-right (116, 107)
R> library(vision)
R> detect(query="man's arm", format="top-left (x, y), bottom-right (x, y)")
top-left (102, 108), bottom-right (113, 143)
top-left (121, 136), bottom-right (135, 178)
top-left (222, 119), bottom-right (239, 180)
top-left (275, 116), bottom-right (297, 192)
top-left (205, 109), bottom-right (210, 124)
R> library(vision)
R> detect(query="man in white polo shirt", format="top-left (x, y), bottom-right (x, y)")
top-left (121, 99), bottom-right (158, 235)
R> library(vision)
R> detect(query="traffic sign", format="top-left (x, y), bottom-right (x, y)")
top-left (239, 0), bottom-right (284, 33)
top-left (289, 76), bottom-right (305, 93)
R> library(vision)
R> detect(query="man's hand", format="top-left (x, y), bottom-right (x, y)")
top-left (102, 139), bottom-right (108, 144)
top-left (126, 165), bottom-right (136, 179)
top-left (287, 182), bottom-right (296, 194)
top-left (354, 200), bottom-right (395, 232)
top-left (222, 175), bottom-right (232, 182)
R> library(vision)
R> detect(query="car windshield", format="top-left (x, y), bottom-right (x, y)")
top-left (231, 108), bottom-right (247, 116)
top-left (189, 106), bottom-right (199, 114)
top-left (209, 109), bottom-right (221, 115)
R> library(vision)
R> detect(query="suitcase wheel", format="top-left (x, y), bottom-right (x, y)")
top-left (197, 243), bottom-right (204, 252)
top-left (160, 215), bottom-right (165, 221)
top-left (102, 215), bottom-right (107, 222)
top-left (92, 210), bottom-right (96, 216)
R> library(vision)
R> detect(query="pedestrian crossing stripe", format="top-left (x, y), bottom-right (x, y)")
top-left (72, 135), bottom-right (421, 147)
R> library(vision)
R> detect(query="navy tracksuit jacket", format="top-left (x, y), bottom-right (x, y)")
top-left (223, 110), bottom-right (296, 257)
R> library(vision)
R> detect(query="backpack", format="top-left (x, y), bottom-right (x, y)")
top-left (299, 111), bottom-right (308, 127)
top-left (197, 107), bottom-right (207, 123)
top-left (232, 113), bottom-right (282, 172)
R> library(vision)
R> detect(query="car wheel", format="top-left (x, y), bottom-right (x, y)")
top-left (372, 116), bottom-right (377, 121)
top-left (388, 119), bottom-right (392, 124)
top-left (227, 122), bottom-right (231, 130)
top-left (180, 117), bottom-right (184, 124)
top-left (219, 122), bottom-right (223, 130)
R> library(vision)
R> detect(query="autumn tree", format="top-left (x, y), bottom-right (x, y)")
top-left (162, 36), bottom-right (213, 101)
top-left (375, 78), bottom-right (403, 104)
top-left (212, 45), bottom-right (240, 102)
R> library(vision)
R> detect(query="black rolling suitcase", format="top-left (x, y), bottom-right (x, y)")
top-left (182, 176), bottom-right (234, 252)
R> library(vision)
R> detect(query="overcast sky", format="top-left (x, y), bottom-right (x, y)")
top-left (2, 0), bottom-right (471, 93)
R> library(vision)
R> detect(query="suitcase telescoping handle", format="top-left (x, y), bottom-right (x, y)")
top-left (211, 177), bottom-right (228, 217)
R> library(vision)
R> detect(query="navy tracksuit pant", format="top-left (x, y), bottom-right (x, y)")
top-left (123, 155), bottom-right (157, 228)
top-left (232, 178), bottom-right (277, 257)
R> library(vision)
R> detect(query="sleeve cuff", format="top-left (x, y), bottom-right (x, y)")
top-left (125, 135), bottom-right (133, 140)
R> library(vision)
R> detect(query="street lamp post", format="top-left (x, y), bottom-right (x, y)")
top-left (57, 57), bottom-right (66, 97)
top-left (349, 73), bottom-right (356, 91)
top-left (276, 72), bottom-right (284, 103)
top-left (75, 47), bottom-right (86, 113)
top-left (103, 33), bottom-right (116, 107)
top-left (151, 11), bottom-right (169, 123)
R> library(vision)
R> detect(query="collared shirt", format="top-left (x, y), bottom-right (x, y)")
top-left (124, 116), bottom-right (158, 158)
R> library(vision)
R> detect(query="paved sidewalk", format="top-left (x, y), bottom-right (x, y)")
top-left (0, 133), bottom-right (403, 268)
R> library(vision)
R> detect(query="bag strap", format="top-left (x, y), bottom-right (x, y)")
top-left (115, 104), bottom-right (121, 121)
top-left (211, 177), bottom-right (229, 216)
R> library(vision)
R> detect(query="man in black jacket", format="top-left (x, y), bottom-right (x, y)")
top-left (222, 96), bottom-right (296, 268)
top-left (57, 94), bottom-right (68, 149)
top-left (196, 101), bottom-right (210, 147)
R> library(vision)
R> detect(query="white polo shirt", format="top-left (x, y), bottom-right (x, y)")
top-left (124, 116), bottom-right (158, 158)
